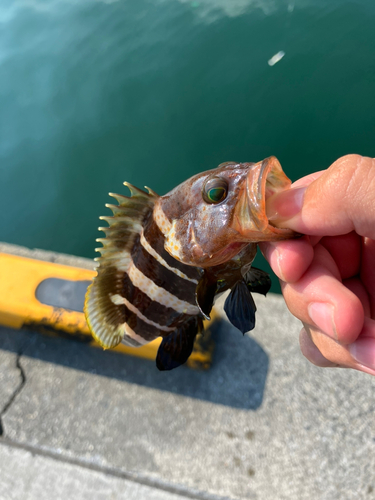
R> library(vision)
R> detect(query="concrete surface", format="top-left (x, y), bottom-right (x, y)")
top-left (1, 243), bottom-right (375, 499)
top-left (0, 443), bottom-right (192, 500)
top-left (0, 242), bottom-right (95, 270)
top-left (0, 351), bottom-right (21, 437)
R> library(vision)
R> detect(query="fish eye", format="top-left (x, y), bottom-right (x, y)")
top-left (202, 177), bottom-right (228, 204)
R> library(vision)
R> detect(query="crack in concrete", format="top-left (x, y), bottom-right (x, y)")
top-left (0, 354), bottom-right (26, 437)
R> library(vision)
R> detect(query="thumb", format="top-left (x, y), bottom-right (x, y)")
top-left (266, 155), bottom-right (375, 238)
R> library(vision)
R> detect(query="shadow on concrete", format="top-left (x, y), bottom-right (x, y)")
top-left (0, 321), bottom-right (269, 410)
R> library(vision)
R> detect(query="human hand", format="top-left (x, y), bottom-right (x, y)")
top-left (260, 154), bottom-right (375, 375)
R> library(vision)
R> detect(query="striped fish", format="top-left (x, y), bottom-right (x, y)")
top-left (84, 156), bottom-right (297, 370)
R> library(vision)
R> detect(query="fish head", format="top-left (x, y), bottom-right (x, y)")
top-left (158, 156), bottom-right (297, 268)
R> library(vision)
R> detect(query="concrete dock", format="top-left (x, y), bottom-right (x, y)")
top-left (1, 244), bottom-right (375, 500)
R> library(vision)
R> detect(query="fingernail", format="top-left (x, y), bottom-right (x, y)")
top-left (266, 187), bottom-right (306, 226)
top-left (308, 302), bottom-right (337, 340)
top-left (264, 244), bottom-right (285, 282)
top-left (349, 338), bottom-right (375, 369)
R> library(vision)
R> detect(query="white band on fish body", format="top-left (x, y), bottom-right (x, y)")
top-left (128, 261), bottom-right (199, 315)
top-left (110, 294), bottom-right (175, 333)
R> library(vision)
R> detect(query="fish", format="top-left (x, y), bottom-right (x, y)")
top-left (84, 156), bottom-right (296, 371)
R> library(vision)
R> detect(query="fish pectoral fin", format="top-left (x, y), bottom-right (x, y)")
top-left (156, 317), bottom-right (201, 371)
top-left (195, 272), bottom-right (217, 320)
top-left (244, 267), bottom-right (271, 296)
top-left (224, 280), bottom-right (256, 335)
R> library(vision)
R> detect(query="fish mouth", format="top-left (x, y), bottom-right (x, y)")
top-left (233, 156), bottom-right (297, 241)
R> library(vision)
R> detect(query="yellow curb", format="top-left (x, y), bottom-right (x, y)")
top-left (0, 252), bottom-right (214, 369)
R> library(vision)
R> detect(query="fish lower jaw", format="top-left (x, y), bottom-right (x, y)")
top-left (258, 223), bottom-right (297, 241)
top-left (194, 242), bottom-right (249, 268)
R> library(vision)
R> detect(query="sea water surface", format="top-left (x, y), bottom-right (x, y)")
top-left (1, 0), bottom-right (375, 289)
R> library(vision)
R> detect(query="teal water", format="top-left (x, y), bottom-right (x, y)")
top-left (1, 0), bottom-right (375, 290)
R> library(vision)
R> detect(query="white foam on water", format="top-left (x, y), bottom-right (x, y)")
top-left (268, 51), bottom-right (285, 66)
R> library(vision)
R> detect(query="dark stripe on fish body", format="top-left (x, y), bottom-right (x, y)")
top-left (119, 303), bottom-right (164, 342)
top-left (121, 272), bottom-right (191, 329)
top-left (143, 217), bottom-right (202, 281)
top-left (131, 235), bottom-right (197, 305)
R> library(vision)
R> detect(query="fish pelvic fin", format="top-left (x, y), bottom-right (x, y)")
top-left (156, 317), bottom-right (202, 371)
top-left (195, 272), bottom-right (218, 320)
top-left (84, 184), bottom-right (158, 348)
top-left (244, 267), bottom-right (271, 296)
top-left (224, 280), bottom-right (257, 334)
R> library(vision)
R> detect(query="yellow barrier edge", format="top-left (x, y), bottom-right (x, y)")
top-left (0, 252), bottom-right (215, 369)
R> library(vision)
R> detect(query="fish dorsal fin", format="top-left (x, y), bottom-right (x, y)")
top-left (156, 317), bottom-right (202, 371)
top-left (84, 184), bottom-right (158, 349)
top-left (224, 280), bottom-right (257, 334)
top-left (96, 183), bottom-right (158, 261)
top-left (195, 271), bottom-right (218, 320)
top-left (244, 267), bottom-right (271, 296)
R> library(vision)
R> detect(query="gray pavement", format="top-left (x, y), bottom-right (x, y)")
top-left (0, 443), bottom-right (192, 500)
top-left (1, 244), bottom-right (375, 499)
